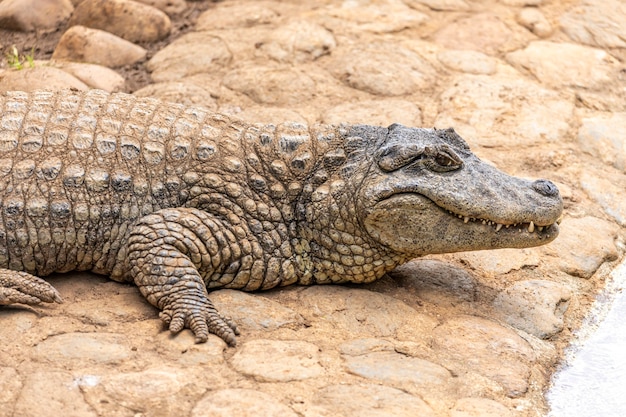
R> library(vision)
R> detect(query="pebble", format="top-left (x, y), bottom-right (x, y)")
top-left (52, 25), bottom-right (147, 68)
top-left (450, 397), bottom-right (513, 417)
top-left (316, 384), bottom-right (436, 417)
top-left (68, 0), bottom-right (171, 43)
top-left (0, 66), bottom-right (88, 92)
top-left (577, 112), bottom-right (626, 173)
top-left (435, 74), bottom-right (574, 148)
top-left (321, 99), bottom-right (422, 127)
top-left (517, 7), bottom-right (552, 38)
top-left (146, 32), bottom-right (232, 82)
top-left (259, 20), bottom-right (336, 63)
top-left (230, 339), bottom-right (324, 381)
top-left (0, 0), bottom-right (73, 32)
top-left (437, 50), bottom-right (497, 75)
top-left (542, 216), bottom-right (619, 278)
top-left (506, 41), bottom-right (620, 89)
top-left (390, 259), bottom-right (477, 302)
top-left (327, 44), bottom-right (435, 96)
top-left (192, 389), bottom-right (298, 417)
top-left (494, 280), bottom-right (572, 339)
top-left (560, 0), bottom-right (626, 49)
top-left (49, 61), bottom-right (126, 92)
top-left (432, 315), bottom-right (535, 397)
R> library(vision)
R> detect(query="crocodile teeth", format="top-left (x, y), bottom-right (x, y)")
top-left (464, 216), bottom-right (469, 224)
top-left (528, 221), bottom-right (535, 233)
top-left (495, 223), bottom-right (503, 232)
top-left (538, 226), bottom-right (544, 232)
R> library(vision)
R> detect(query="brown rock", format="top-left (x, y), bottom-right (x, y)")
top-left (49, 61), bottom-right (126, 91)
top-left (259, 20), bottom-right (336, 63)
top-left (0, 66), bottom-right (88, 93)
top-left (0, 0), bottom-right (73, 32)
top-left (134, 0), bottom-right (186, 16)
top-left (432, 14), bottom-right (514, 55)
top-left (68, 0), bottom-right (171, 43)
top-left (52, 25), bottom-right (147, 68)
top-left (134, 82), bottom-right (217, 109)
top-left (450, 397), bottom-right (513, 417)
top-left (321, 99), bottom-right (422, 127)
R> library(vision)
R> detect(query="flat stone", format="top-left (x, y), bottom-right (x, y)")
top-left (542, 216), bottom-right (619, 278)
top-left (560, 0), bottom-right (626, 49)
top-left (432, 14), bottom-right (514, 55)
top-left (33, 332), bottom-right (133, 364)
top-left (69, 0), bottom-right (171, 43)
top-left (230, 339), bottom-right (324, 382)
top-left (580, 173), bottom-right (626, 227)
top-left (0, 367), bottom-right (21, 413)
top-left (210, 289), bottom-right (304, 331)
top-left (437, 50), bottom-right (497, 75)
top-left (52, 25), bottom-right (147, 68)
top-left (154, 329), bottom-right (226, 365)
top-left (316, 384), bottom-right (436, 417)
top-left (435, 74), bottom-right (574, 148)
top-left (48, 61), bottom-right (125, 92)
top-left (390, 259), bottom-right (477, 302)
top-left (499, 0), bottom-right (543, 5)
top-left (223, 66), bottom-right (316, 105)
top-left (134, 0), bottom-right (186, 15)
top-left (0, 0), bottom-right (73, 32)
top-left (100, 368), bottom-right (184, 412)
top-left (517, 7), bottom-right (552, 38)
top-left (259, 20), bottom-right (336, 63)
top-left (458, 248), bottom-right (540, 276)
top-left (222, 105), bottom-right (307, 125)
top-left (432, 315), bottom-right (535, 397)
top-left (134, 82), bottom-right (217, 109)
top-left (13, 371), bottom-right (97, 417)
top-left (327, 44), bottom-right (435, 96)
top-left (196, 2), bottom-right (280, 30)
top-left (404, 0), bottom-right (470, 11)
top-left (493, 280), bottom-right (572, 339)
top-left (0, 66), bottom-right (88, 93)
top-left (450, 397), bottom-right (513, 417)
top-left (321, 99), bottom-right (422, 127)
top-left (192, 389), bottom-right (298, 417)
top-left (296, 286), bottom-right (438, 342)
top-left (325, 0), bottom-right (428, 33)
top-left (578, 112), bottom-right (626, 173)
top-left (339, 338), bottom-right (396, 356)
top-left (343, 351), bottom-right (453, 391)
top-left (147, 32), bottom-right (232, 82)
top-left (506, 41), bottom-right (620, 89)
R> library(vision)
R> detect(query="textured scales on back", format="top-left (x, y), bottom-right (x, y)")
top-left (0, 89), bottom-right (563, 346)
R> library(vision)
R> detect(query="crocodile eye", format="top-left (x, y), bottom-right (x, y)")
top-left (426, 147), bottom-right (463, 172)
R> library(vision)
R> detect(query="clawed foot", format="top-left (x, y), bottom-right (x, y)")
top-left (159, 290), bottom-right (240, 346)
top-left (0, 270), bottom-right (63, 306)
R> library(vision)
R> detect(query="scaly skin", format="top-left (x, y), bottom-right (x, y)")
top-left (0, 90), bottom-right (563, 345)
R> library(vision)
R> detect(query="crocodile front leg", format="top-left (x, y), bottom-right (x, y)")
top-left (126, 208), bottom-right (240, 346)
top-left (0, 270), bottom-right (63, 306)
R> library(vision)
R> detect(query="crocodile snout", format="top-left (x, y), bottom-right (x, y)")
top-left (532, 179), bottom-right (559, 198)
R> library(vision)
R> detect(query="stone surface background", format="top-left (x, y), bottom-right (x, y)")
top-left (0, 0), bottom-right (625, 416)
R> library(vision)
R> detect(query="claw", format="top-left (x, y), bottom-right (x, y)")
top-left (0, 270), bottom-right (63, 306)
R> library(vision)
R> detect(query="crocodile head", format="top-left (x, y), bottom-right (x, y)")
top-left (358, 124), bottom-right (563, 256)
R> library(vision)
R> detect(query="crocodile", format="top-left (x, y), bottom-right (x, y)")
top-left (0, 89), bottom-right (563, 346)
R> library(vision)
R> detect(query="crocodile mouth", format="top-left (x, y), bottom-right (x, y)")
top-left (375, 192), bottom-right (561, 236)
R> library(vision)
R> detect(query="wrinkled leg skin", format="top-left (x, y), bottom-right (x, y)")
top-left (126, 208), bottom-right (240, 346)
top-left (0, 270), bottom-right (63, 306)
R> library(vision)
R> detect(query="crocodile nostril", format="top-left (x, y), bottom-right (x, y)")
top-left (532, 179), bottom-right (559, 197)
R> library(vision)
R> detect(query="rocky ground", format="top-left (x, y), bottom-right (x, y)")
top-left (0, 0), bottom-right (625, 416)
